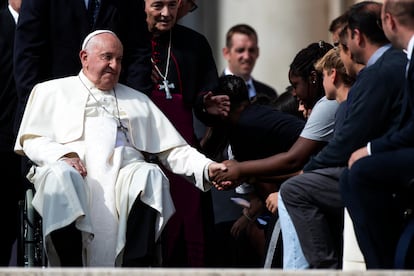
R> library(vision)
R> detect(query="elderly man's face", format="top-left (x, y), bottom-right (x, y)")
top-left (81, 33), bottom-right (123, 91)
top-left (145, 0), bottom-right (180, 34)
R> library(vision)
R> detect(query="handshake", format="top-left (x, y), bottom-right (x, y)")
top-left (208, 159), bottom-right (243, 190)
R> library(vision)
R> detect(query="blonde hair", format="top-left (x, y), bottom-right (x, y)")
top-left (314, 48), bottom-right (354, 86)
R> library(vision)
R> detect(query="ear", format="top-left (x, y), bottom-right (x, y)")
top-left (352, 28), bottom-right (363, 47)
top-left (79, 50), bottom-right (87, 64)
top-left (330, 68), bottom-right (338, 84)
top-left (222, 47), bottom-right (230, 60)
top-left (309, 70), bottom-right (318, 84)
top-left (388, 13), bottom-right (398, 32)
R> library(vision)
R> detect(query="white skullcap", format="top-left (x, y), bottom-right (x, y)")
top-left (81, 29), bottom-right (117, 50)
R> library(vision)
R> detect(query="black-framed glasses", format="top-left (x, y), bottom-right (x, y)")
top-left (189, 0), bottom-right (198, 12)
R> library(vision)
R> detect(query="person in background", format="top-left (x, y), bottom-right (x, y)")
top-left (278, 1), bottom-right (407, 269)
top-left (329, 12), bottom-right (349, 46)
top-left (213, 41), bottom-right (337, 187)
top-left (203, 75), bottom-right (305, 268)
top-left (0, 0), bottom-right (23, 266)
top-left (14, 30), bottom-right (228, 267)
top-left (341, 0), bottom-right (414, 269)
top-left (273, 86), bottom-right (304, 120)
top-left (144, 0), bottom-right (229, 267)
top-left (212, 42), bottom-right (337, 268)
top-left (222, 24), bottom-right (278, 104)
top-left (265, 46), bottom-right (354, 268)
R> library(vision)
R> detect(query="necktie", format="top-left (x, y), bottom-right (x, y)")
top-left (246, 83), bottom-right (255, 100)
top-left (88, 0), bottom-right (100, 27)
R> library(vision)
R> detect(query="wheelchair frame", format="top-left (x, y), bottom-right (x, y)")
top-left (17, 186), bottom-right (47, 267)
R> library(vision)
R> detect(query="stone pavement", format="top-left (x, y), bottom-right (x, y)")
top-left (1, 268), bottom-right (414, 276)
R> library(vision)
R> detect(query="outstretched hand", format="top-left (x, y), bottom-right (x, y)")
top-left (208, 162), bottom-right (234, 190)
top-left (214, 159), bottom-right (242, 182)
top-left (209, 159), bottom-right (243, 190)
top-left (203, 91), bottom-right (230, 117)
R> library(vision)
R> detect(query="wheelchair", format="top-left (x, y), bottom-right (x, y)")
top-left (17, 184), bottom-right (47, 267)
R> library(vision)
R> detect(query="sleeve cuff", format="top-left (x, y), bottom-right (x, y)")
top-left (367, 142), bottom-right (372, 155)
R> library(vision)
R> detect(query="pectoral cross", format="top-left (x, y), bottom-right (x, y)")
top-left (117, 121), bottom-right (130, 143)
top-left (159, 79), bottom-right (175, 99)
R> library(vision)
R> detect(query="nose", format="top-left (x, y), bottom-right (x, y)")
top-left (108, 58), bottom-right (122, 69)
top-left (160, 5), bottom-right (171, 17)
top-left (241, 50), bottom-right (250, 60)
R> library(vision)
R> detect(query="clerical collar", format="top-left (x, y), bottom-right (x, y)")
top-left (78, 70), bottom-right (112, 94)
top-left (78, 71), bottom-right (130, 143)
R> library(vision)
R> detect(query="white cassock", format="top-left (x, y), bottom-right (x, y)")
top-left (14, 71), bottom-right (213, 267)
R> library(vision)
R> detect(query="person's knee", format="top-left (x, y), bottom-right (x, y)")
top-left (145, 162), bottom-right (166, 178)
top-left (279, 177), bottom-right (302, 203)
top-left (346, 160), bottom-right (368, 192)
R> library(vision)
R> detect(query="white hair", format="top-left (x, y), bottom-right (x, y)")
top-left (81, 29), bottom-right (117, 50)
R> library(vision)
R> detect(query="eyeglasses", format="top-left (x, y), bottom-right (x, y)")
top-left (188, 0), bottom-right (198, 12)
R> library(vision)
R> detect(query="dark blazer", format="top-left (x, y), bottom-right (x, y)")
top-left (220, 71), bottom-right (278, 103)
top-left (0, 6), bottom-right (25, 266)
top-left (13, 0), bottom-right (152, 131)
top-left (371, 50), bottom-right (414, 152)
top-left (0, 6), bottom-right (17, 151)
top-left (304, 47), bottom-right (407, 171)
top-left (251, 79), bottom-right (278, 103)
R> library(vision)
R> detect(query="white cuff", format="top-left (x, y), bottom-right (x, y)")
top-left (367, 142), bottom-right (372, 155)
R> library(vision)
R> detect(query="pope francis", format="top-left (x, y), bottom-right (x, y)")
top-left (14, 30), bottom-right (227, 267)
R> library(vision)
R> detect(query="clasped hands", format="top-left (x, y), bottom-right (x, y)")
top-left (208, 159), bottom-right (242, 190)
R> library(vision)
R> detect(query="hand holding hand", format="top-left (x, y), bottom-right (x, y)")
top-left (213, 159), bottom-right (242, 182)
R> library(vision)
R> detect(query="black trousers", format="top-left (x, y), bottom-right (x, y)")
top-left (340, 148), bottom-right (414, 269)
top-left (122, 195), bottom-right (158, 267)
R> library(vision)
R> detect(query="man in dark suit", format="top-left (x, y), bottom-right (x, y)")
top-left (13, 0), bottom-right (152, 134)
top-left (0, 0), bottom-right (23, 265)
top-left (340, 0), bottom-right (414, 269)
top-left (278, 1), bottom-right (407, 269)
top-left (222, 24), bottom-right (278, 104)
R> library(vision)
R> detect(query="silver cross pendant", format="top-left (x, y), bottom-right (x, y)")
top-left (159, 79), bottom-right (175, 99)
